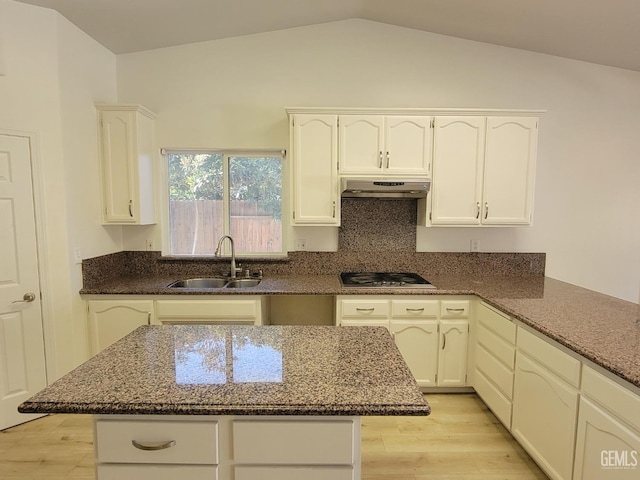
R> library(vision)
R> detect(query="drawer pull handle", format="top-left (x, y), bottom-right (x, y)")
top-left (132, 439), bottom-right (176, 451)
top-left (446, 308), bottom-right (465, 313)
top-left (406, 308), bottom-right (425, 312)
top-left (356, 308), bottom-right (375, 312)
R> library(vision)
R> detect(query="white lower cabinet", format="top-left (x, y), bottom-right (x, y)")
top-left (437, 320), bottom-right (469, 387)
top-left (337, 296), bottom-right (470, 388)
top-left (512, 328), bottom-right (581, 480)
top-left (391, 320), bottom-right (438, 387)
top-left (472, 302), bottom-right (516, 429)
top-left (94, 415), bottom-right (359, 480)
top-left (87, 300), bottom-right (154, 355)
top-left (573, 366), bottom-right (640, 480)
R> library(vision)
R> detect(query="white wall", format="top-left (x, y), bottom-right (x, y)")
top-left (117, 19), bottom-right (640, 303)
top-left (0, 0), bottom-right (118, 377)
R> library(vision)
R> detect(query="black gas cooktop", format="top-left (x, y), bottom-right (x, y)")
top-left (339, 272), bottom-right (436, 289)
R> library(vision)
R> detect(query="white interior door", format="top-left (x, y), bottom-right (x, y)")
top-left (0, 134), bottom-right (47, 430)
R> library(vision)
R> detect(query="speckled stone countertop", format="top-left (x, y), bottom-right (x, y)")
top-left (19, 325), bottom-right (430, 416)
top-left (81, 273), bottom-right (640, 389)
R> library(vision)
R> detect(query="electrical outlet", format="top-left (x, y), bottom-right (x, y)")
top-left (295, 239), bottom-right (307, 250)
top-left (470, 239), bottom-right (480, 252)
top-left (73, 247), bottom-right (82, 264)
top-left (146, 239), bottom-right (154, 251)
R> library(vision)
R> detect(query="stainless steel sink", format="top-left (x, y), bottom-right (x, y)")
top-left (167, 277), bottom-right (261, 289)
top-left (224, 278), bottom-right (262, 288)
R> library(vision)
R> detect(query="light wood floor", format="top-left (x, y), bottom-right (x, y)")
top-left (0, 393), bottom-right (548, 479)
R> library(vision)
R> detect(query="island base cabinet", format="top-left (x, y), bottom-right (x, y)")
top-left (512, 352), bottom-right (579, 480)
top-left (93, 415), bottom-right (361, 480)
top-left (97, 464), bottom-right (217, 480)
top-left (235, 466), bottom-right (354, 480)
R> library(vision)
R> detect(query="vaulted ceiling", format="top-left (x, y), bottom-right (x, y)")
top-left (16, 0), bottom-right (640, 72)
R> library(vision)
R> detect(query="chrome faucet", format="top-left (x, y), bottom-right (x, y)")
top-left (215, 235), bottom-right (240, 278)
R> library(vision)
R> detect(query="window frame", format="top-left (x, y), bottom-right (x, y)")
top-left (160, 148), bottom-right (288, 258)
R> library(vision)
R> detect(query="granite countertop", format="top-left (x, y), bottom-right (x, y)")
top-left (18, 325), bottom-right (430, 416)
top-left (80, 273), bottom-right (640, 389)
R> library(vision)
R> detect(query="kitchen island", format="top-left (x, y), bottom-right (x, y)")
top-left (19, 324), bottom-right (429, 480)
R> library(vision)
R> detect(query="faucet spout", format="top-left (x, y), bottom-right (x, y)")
top-left (215, 235), bottom-right (238, 278)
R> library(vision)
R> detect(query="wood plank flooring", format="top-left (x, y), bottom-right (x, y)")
top-left (0, 393), bottom-right (548, 479)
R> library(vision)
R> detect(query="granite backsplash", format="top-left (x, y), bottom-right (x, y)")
top-left (82, 250), bottom-right (545, 289)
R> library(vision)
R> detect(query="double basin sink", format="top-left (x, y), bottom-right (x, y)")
top-left (168, 277), bottom-right (261, 289)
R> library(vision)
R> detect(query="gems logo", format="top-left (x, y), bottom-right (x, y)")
top-left (601, 450), bottom-right (638, 469)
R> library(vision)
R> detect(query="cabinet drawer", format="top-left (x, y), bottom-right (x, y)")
top-left (477, 322), bottom-right (516, 369)
top-left (581, 366), bottom-right (640, 431)
top-left (477, 302), bottom-right (516, 343)
top-left (97, 464), bottom-right (217, 480)
top-left (235, 466), bottom-right (354, 480)
top-left (440, 300), bottom-right (469, 318)
top-left (391, 299), bottom-right (438, 318)
top-left (475, 344), bottom-right (514, 399)
top-left (474, 368), bottom-right (512, 429)
top-left (517, 328), bottom-right (581, 387)
top-left (233, 419), bottom-right (355, 465)
top-left (339, 299), bottom-right (389, 318)
top-left (156, 300), bottom-right (258, 319)
top-left (95, 419), bottom-right (218, 464)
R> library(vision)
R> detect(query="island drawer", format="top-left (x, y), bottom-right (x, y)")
top-left (95, 419), bottom-right (218, 464)
top-left (97, 464), bottom-right (217, 479)
top-left (235, 465), bottom-right (354, 480)
top-left (338, 299), bottom-right (389, 318)
top-left (233, 419), bottom-right (355, 464)
top-left (391, 299), bottom-right (438, 318)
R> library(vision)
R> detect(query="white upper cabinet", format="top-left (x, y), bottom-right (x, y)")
top-left (429, 115), bottom-right (538, 226)
top-left (290, 114), bottom-right (339, 225)
top-left (97, 104), bottom-right (156, 225)
top-left (482, 117), bottom-right (538, 225)
top-left (339, 115), bottom-right (431, 176)
top-left (430, 117), bottom-right (486, 225)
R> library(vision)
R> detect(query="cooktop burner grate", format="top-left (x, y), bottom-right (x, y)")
top-left (340, 272), bottom-right (435, 288)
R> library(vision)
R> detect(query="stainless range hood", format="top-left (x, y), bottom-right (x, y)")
top-left (341, 177), bottom-right (431, 199)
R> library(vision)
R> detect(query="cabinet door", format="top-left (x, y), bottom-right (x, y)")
top-left (430, 117), bottom-right (485, 225)
top-left (512, 352), bottom-right (578, 480)
top-left (384, 116), bottom-right (432, 175)
top-left (573, 397), bottom-right (640, 480)
top-left (437, 320), bottom-right (469, 387)
top-left (88, 300), bottom-right (153, 355)
top-left (99, 110), bottom-right (137, 223)
top-left (483, 117), bottom-right (537, 225)
top-left (291, 114), bottom-right (339, 225)
top-left (338, 115), bottom-right (384, 174)
top-left (98, 105), bottom-right (156, 225)
top-left (391, 321), bottom-right (438, 387)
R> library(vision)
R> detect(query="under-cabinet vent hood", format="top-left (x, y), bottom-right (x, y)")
top-left (340, 178), bottom-right (431, 199)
